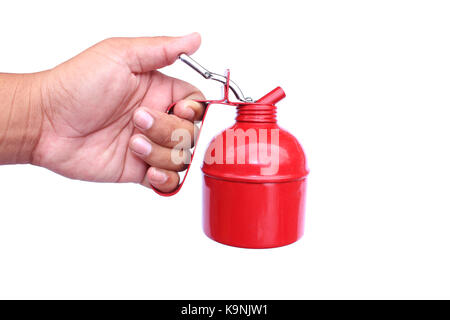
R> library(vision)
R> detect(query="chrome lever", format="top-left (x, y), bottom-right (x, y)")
top-left (178, 54), bottom-right (253, 102)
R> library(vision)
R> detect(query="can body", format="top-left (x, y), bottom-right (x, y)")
top-left (201, 105), bottom-right (308, 249)
top-left (203, 176), bottom-right (307, 248)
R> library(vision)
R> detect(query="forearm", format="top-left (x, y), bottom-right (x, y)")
top-left (0, 73), bottom-right (43, 164)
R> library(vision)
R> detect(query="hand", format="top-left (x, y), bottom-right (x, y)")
top-left (31, 33), bottom-right (205, 192)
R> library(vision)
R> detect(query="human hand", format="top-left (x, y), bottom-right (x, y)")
top-left (31, 33), bottom-right (205, 192)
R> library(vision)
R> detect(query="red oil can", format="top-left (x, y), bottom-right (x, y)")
top-left (153, 56), bottom-right (309, 249)
top-left (201, 89), bottom-right (308, 248)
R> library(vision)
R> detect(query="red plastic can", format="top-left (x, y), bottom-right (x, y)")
top-left (202, 92), bottom-right (309, 248)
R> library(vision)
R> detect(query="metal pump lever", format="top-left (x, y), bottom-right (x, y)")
top-left (178, 54), bottom-right (253, 103)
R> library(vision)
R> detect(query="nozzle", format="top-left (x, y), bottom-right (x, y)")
top-left (256, 87), bottom-right (286, 105)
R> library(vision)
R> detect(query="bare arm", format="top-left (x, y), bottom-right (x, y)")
top-left (0, 73), bottom-right (43, 164)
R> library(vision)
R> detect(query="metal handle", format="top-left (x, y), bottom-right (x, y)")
top-left (178, 54), bottom-right (253, 102)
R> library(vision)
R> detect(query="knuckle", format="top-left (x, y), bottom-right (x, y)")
top-left (161, 131), bottom-right (175, 147)
top-left (100, 37), bottom-right (119, 47)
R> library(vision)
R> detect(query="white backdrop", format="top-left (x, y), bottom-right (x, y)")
top-left (1, 0), bottom-right (450, 299)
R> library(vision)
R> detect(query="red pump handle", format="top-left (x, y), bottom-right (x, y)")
top-left (150, 75), bottom-right (285, 196)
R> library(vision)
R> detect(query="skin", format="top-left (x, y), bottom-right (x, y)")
top-left (0, 33), bottom-right (205, 192)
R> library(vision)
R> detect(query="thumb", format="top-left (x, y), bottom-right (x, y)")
top-left (108, 33), bottom-right (201, 73)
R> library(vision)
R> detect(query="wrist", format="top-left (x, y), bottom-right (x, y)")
top-left (0, 72), bottom-right (44, 164)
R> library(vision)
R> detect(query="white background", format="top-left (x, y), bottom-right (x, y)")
top-left (0, 0), bottom-right (449, 299)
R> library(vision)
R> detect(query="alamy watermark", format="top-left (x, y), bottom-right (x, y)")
top-left (170, 126), bottom-right (280, 175)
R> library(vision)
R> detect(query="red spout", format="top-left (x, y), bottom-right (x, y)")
top-left (256, 87), bottom-right (286, 105)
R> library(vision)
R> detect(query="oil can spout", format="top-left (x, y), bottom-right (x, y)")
top-left (236, 87), bottom-right (285, 123)
top-left (256, 87), bottom-right (286, 105)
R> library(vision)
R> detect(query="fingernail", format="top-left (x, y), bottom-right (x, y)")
top-left (184, 106), bottom-right (195, 120)
top-left (130, 137), bottom-right (152, 156)
top-left (134, 109), bottom-right (154, 130)
top-left (148, 168), bottom-right (168, 184)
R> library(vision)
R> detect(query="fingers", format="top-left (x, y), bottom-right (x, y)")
top-left (170, 78), bottom-right (206, 121)
top-left (129, 134), bottom-right (190, 172)
top-left (173, 99), bottom-right (205, 122)
top-left (131, 130), bottom-right (188, 192)
top-left (129, 71), bottom-right (206, 193)
top-left (133, 107), bottom-right (195, 148)
top-left (102, 33), bottom-right (201, 73)
top-left (140, 71), bottom-right (207, 117)
top-left (146, 167), bottom-right (180, 193)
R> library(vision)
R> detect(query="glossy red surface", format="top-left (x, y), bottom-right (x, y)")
top-left (203, 177), bottom-right (307, 249)
top-left (201, 122), bottom-right (308, 183)
top-left (202, 96), bottom-right (309, 248)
